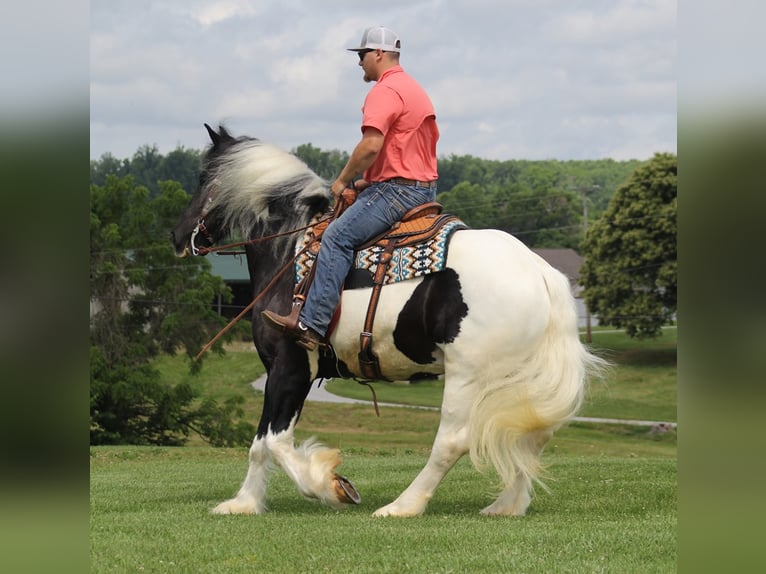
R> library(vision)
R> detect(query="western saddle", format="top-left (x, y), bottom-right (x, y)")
top-left (292, 188), bottom-right (461, 380)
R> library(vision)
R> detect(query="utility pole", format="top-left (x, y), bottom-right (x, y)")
top-left (581, 185), bottom-right (598, 343)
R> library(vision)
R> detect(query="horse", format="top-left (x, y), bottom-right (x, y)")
top-left (171, 124), bottom-right (605, 517)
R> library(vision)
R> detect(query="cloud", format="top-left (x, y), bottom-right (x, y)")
top-left (90, 1), bottom-right (677, 161)
top-left (189, 0), bottom-right (261, 28)
top-left (543, 0), bottom-right (675, 45)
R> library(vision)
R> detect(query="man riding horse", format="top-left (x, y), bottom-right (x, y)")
top-left (262, 26), bottom-right (440, 350)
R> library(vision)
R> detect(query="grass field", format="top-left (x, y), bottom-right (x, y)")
top-left (91, 328), bottom-right (677, 572)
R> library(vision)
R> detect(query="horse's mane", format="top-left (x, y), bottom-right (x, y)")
top-left (203, 131), bottom-right (331, 247)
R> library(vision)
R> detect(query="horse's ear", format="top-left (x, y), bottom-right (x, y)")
top-left (204, 123), bottom-right (221, 146)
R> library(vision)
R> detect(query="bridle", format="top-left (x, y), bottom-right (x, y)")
top-left (188, 184), bottom-right (334, 257)
top-left (189, 185), bottom-right (217, 256)
top-left (190, 220), bottom-right (213, 256)
top-left (189, 193), bottom-right (345, 361)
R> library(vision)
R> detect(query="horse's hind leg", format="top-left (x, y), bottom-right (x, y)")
top-left (373, 373), bottom-right (473, 517)
top-left (212, 435), bottom-right (271, 515)
top-left (481, 428), bottom-right (553, 516)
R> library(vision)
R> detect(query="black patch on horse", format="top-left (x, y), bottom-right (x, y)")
top-left (393, 268), bottom-right (468, 364)
top-left (343, 268), bottom-right (375, 290)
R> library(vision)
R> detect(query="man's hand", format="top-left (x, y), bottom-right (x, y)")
top-left (331, 179), bottom-right (349, 201)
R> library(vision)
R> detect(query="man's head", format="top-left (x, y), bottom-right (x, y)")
top-left (347, 26), bottom-right (401, 83)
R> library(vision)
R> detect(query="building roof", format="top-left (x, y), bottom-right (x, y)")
top-left (532, 248), bottom-right (584, 286)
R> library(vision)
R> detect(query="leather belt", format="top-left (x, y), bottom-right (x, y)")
top-left (387, 178), bottom-right (438, 190)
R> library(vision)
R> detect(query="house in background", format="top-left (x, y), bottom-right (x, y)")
top-left (208, 254), bottom-right (252, 319)
top-left (209, 248), bottom-right (596, 328)
top-left (532, 248), bottom-right (597, 329)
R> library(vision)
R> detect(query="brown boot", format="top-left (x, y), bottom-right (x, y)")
top-left (261, 310), bottom-right (326, 351)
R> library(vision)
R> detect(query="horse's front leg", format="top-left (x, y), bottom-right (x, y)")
top-left (211, 435), bottom-right (271, 515)
top-left (256, 349), bottom-right (360, 509)
top-left (210, 345), bottom-right (309, 515)
top-left (266, 416), bottom-right (361, 508)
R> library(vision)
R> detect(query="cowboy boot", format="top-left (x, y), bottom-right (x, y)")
top-left (261, 300), bottom-right (325, 351)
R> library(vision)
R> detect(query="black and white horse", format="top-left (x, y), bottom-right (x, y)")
top-left (171, 124), bottom-right (605, 517)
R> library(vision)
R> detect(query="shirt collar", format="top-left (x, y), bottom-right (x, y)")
top-left (378, 65), bottom-right (403, 82)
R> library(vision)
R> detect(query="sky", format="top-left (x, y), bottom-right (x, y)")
top-left (88, 0), bottom-right (678, 161)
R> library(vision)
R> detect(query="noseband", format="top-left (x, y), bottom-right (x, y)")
top-left (190, 219), bottom-right (212, 256)
top-left (189, 185), bottom-right (217, 256)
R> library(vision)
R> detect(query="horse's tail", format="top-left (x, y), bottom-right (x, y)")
top-left (467, 262), bottom-right (607, 490)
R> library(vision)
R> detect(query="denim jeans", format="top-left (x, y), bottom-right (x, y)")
top-left (300, 181), bottom-right (437, 336)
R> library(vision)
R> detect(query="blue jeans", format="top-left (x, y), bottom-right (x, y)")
top-left (300, 181), bottom-right (437, 336)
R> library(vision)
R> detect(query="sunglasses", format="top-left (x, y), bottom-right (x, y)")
top-left (357, 49), bottom-right (374, 62)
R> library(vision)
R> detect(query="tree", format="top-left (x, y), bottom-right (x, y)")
top-left (493, 184), bottom-right (581, 248)
top-left (90, 175), bottom-right (255, 445)
top-left (91, 146), bottom-right (203, 197)
top-left (293, 143), bottom-right (349, 180)
top-left (581, 153), bottom-right (677, 338)
top-left (436, 181), bottom-right (497, 229)
top-left (159, 146), bottom-right (203, 194)
top-left (90, 152), bottom-right (130, 187)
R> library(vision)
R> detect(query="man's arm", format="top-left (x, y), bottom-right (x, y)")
top-left (331, 127), bottom-right (384, 199)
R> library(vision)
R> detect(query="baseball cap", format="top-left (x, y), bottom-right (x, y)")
top-left (347, 26), bottom-right (401, 53)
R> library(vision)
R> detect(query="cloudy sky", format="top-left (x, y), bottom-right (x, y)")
top-left (90, 0), bottom-right (677, 162)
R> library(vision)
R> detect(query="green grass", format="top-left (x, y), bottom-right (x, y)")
top-left (90, 329), bottom-right (677, 572)
top-left (582, 327), bottom-right (677, 422)
top-left (90, 447), bottom-right (676, 573)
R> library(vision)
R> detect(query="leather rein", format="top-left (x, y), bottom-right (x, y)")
top-left (191, 191), bottom-right (351, 361)
top-left (191, 219), bottom-right (329, 257)
top-left (189, 184), bottom-right (327, 256)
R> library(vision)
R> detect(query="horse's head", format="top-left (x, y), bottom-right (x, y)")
top-left (171, 124), bottom-right (239, 257)
top-left (171, 123), bottom-right (331, 258)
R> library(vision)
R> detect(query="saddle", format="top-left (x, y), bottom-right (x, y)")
top-left (293, 190), bottom-right (463, 380)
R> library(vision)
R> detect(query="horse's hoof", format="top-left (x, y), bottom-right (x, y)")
top-left (333, 474), bottom-right (361, 505)
top-left (211, 498), bottom-right (263, 515)
top-left (372, 503), bottom-right (419, 518)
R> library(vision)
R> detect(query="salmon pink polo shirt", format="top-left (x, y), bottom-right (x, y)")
top-left (360, 66), bottom-right (439, 183)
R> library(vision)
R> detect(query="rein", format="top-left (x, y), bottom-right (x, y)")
top-left (192, 210), bottom-right (338, 361)
top-left (193, 190), bottom-right (356, 362)
top-left (193, 216), bottom-right (332, 256)
top-left (194, 242), bottom-right (310, 361)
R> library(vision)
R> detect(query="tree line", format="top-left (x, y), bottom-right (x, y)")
top-left (90, 141), bottom-right (676, 447)
top-left (91, 143), bottom-right (643, 249)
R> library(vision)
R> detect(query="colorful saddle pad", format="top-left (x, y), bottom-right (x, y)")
top-left (295, 216), bottom-right (467, 289)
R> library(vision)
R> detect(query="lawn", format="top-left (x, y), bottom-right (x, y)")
top-left (90, 447), bottom-right (675, 573)
top-left (91, 328), bottom-right (677, 572)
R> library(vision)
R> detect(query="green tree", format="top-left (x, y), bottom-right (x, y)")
top-left (90, 152), bottom-right (131, 187)
top-left (129, 144), bottom-right (164, 195)
top-left (437, 181), bottom-right (496, 229)
top-left (436, 154), bottom-right (489, 189)
top-left (293, 143), bottom-right (349, 180)
top-left (159, 146), bottom-right (203, 194)
top-left (581, 153), bottom-right (677, 338)
top-left (90, 175), bottom-right (255, 445)
top-left (491, 184), bottom-right (581, 247)
top-left (91, 146), bottom-right (203, 197)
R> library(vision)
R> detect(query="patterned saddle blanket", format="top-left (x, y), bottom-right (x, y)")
top-left (294, 209), bottom-right (467, 290)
